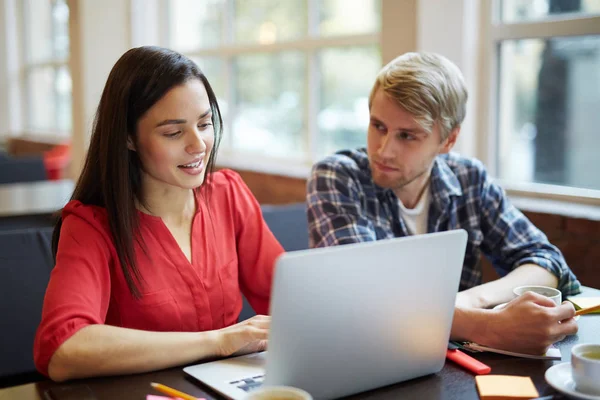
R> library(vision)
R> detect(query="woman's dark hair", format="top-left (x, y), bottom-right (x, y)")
top-left (52, 46), bottom-right (223, 297)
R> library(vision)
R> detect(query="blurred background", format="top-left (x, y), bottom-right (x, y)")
top-left (1, 0), bottom-right (599, 194)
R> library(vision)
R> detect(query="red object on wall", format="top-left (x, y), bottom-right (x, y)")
top-left (43, 143), bottom-right (71, 180)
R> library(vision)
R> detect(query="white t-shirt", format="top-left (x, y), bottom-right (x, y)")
top-left (398, 185), bottom-right (431, 235)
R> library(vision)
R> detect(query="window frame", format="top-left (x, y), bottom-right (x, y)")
top-left (476, 0), bottom-right (600, 205)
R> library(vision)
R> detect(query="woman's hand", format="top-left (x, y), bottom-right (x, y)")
top-left (215, 315), bottom-right (271, 357)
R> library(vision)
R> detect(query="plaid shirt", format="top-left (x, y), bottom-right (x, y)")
top-left (307, 148), bottom-right (581, 296)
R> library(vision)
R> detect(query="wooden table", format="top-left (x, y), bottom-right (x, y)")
top-left (0, 180), bottom-right (74, 218)
top-left (1, 288), bottom-right (599, 400)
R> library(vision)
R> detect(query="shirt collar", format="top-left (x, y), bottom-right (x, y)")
top-left (430, 156), bottom-right (463, 198)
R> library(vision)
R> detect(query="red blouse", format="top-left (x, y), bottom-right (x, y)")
top-left (33, 170), bottom-right (284, 376)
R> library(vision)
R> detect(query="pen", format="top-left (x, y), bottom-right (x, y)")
top-left (447, 343), bottom-right (491, 375)
top-left (150, 382), bottom-right (204, 400)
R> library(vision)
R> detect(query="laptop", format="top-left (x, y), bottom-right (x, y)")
top-left (184, 230), bottom-right (468, 400)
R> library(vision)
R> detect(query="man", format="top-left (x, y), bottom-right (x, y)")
top-left (306, 52), bottom-right (580, 355)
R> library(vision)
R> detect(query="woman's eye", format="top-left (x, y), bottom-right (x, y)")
top-left (198, 123), bottom-right (213, 129)
top-left (164, 131), bottom-right (181, 138)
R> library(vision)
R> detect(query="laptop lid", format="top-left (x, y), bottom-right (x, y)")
top-left (264, 229), bottom-right (467, 399)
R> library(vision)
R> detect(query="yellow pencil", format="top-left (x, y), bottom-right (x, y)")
top-left (575, 303), bottom-right (600, 316)
top-left (150, 382), bottom-right (202, 400)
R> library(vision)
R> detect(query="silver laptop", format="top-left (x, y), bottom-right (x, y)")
top-left (184, 230), bottom-right (467, 400)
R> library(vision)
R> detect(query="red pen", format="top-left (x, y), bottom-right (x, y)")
top-left (446, 344), bottom-right (491, 375)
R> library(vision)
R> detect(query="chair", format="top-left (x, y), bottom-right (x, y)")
top-left (238, 203), bottom-right (309, 321)
top-left (261, 203), bottom-right (309, 252)
top-left (0, 228), bottom-right (54, 387)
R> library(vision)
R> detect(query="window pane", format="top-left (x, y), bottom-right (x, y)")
top-left (497, 36), bottom-right (600, 190)
top-left (234, 0), bottom-right (306, 44)
top-left (232, 52), bottom-right (306, 158)
top-left (26, 0), bottom-right (69, 62)
top-left (319, 0), bottom-right (381, 36)
top-left (317, 46), bottom-right (380, 157)
top-left (27, 67), bottom-right (56, 131)
top-left (501, 0), bottom-right (600, 22)
top-left (169, 0), bottom-right (225, 51)
top-left (56, 66), bottom-right (72, 132)
top-left (189, 57), bottom-right (228, 118)
top-left (27, 66), bottom-right (71, 134)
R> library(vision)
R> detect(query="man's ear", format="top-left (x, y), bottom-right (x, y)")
top-left (127, 136), bottom-right (136, 151)
top-left (440, 126), bottom-right (460, 154)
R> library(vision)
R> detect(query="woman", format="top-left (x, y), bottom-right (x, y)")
top-left (34, 46), bottom-right (284, 382)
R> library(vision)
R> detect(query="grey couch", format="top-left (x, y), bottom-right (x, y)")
top-left (0, 203), bottom-right (308, 387)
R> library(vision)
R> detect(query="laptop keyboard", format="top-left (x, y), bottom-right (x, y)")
top-left (229, 375), bottom-right (265, 392)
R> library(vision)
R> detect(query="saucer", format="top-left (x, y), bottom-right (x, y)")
top-left (545, 362), bottom-right (600, 399)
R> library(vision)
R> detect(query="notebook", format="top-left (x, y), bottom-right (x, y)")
top-left (459, 342), bottom-right (561, 360)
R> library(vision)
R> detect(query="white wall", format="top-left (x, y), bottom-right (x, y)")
top-left (417, 0), bottom-right (481, 157)
top-left (381, 0), bottom-right (417, 65)
top-left (68, 0), bottom-right (132, 177)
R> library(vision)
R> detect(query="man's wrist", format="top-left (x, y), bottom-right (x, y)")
top-left (451, 306), bottom-right (495, 345)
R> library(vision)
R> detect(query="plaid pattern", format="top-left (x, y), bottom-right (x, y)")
top-left (307, 148), bottom-right (581, 296)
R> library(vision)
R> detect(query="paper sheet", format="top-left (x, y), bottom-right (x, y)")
top-left (568, 297), bottom-right (600, 313)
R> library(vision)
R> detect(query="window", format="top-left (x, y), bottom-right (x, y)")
top-left (486, 0), bottom-right (600, 194)
top-left (21, 0), bottom-right (71, 136)
top-left (167, 0), bottom-right (381, 174)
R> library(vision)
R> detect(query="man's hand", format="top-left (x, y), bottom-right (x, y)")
top-left (482, 291), bottom-right (578, 354)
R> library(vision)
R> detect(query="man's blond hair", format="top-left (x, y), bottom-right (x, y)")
top-left (369, 52), bottom-right (468, 141)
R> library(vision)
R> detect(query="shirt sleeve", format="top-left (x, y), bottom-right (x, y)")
top-left (478, 167), bottom-right (581, 297)
top-left (33, 210), bottom-right (112, 376)
top-left (224, 171), bottom-right (285, 315)
top-left (306, 159), bottom-right (377, 248)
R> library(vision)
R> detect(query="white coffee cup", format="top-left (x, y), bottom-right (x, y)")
top-left (513, 285), bottom-right (562, 306)
top-left (571, 343), bottom-right (600, 395)
top-left (244, 386), bottom-right (313, 400)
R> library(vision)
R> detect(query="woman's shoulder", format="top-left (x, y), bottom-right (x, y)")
top-left (204, 169), bottom-right (251, 197)
top-left (60, 200), bottom-right (111, 239)
top-left (208, 168), bottom-right (243, 186)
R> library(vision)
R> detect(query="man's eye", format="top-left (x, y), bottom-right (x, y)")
top-left (399, 132), bottom-right (415, 141)
top-left (373, 122), bottom-right (385, 131)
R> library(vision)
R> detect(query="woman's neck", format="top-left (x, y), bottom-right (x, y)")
top-left (137, 183), bottom-right (197, 224)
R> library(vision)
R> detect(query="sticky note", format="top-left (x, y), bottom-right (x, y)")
top-left (568, 297), bottom-right (600, 313)
top-left (475, 375), bottom-right (539, 399)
